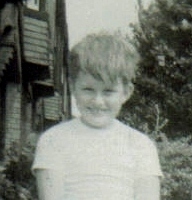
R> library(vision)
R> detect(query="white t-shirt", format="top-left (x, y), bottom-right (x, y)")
top-left (32, 118), bottom-right (162, 200)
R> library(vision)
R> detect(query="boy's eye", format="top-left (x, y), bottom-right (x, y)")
top-left (104, 89), bottom-right (115, 94)
top-left (83, 87), bottom-right (94, 92)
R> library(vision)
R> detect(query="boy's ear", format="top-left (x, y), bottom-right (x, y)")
top-left (123, 82), bottom-right (134, 103)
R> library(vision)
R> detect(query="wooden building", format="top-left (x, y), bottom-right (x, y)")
top-left (0, 0), bottom-right (71, 157)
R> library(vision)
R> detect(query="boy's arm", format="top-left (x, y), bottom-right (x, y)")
top-left (35, 169), bottom-right (64, 200)
top-left (134, 175), bottom-right (160, 200)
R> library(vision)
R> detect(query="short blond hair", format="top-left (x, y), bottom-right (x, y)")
top-left (69, 32), bottom-right (139, 86)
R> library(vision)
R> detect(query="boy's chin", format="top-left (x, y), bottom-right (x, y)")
top-left (81, 116), bottom-right (113, 129)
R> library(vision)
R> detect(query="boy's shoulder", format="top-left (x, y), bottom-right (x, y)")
top-left (117, 120), bottom-right (156, 149)
top-left (39, 118), bottom-right (79, 141)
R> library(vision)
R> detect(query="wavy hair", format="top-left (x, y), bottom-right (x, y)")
top-left (69, 32), bottom-right (139, 86)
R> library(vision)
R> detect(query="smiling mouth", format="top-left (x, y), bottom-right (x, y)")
top-left (87, 108), bottom-right (108, 114)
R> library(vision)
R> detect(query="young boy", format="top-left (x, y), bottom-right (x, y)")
top-left (32, 33), bottom-right (163, 200)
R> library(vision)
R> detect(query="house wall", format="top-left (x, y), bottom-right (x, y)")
top-left (44, 94), bottom-right (62, 121)
top-left (23, 15), bottom-right (50, 66)
top-left (1, 0), bottom-right (70, 151)
top-left (5, 83), bottom-right (22, 146)
top-left (0, 78), bottom-right (6, 158)
top-left (5, 82), bottom-right (37, 147)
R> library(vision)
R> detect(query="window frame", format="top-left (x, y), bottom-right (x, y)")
top-left (23, 0), bottom-right (46, 12)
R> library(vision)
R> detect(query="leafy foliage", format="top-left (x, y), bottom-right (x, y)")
top-left (130, 0), bottom-right (192, 136)
top-left (158, 136), bottom-right (192, 200)
top-left (0, 142), bottom-right (37, 200)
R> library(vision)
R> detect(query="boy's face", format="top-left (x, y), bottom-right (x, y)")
top-left (72, 72), bottom-right (130, 128)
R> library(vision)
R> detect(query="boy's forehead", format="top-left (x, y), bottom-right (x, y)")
top-left (76, 71), bottom-right (124, 87)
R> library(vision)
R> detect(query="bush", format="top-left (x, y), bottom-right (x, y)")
top-left (158, 136), bottom-right (192, 200)
top-left (0, 142), bottom-right (38, 200)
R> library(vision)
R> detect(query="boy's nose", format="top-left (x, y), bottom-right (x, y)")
top-left (92, 93), bottom-right (105, 106)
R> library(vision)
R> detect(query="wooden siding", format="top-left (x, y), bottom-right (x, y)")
top-left (23, 16), bottom-right (50, 66)
top-left (0, 46), bottom-right (14, 77)
top-left (44, 95), bottom-right (62, 121)
top-left (5, 83), bottom-right (22, 147)
top-left (0, 46), bottom-right (14, 64)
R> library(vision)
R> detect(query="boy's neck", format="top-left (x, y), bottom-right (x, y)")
top-left (79, 117), bottom-right (117, 130)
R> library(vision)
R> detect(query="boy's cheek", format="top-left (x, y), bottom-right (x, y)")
top-left (124, 83), bottom-right (134, 100)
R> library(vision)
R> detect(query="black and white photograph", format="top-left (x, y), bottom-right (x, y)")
top-left (0, 0), bottom-right (191, 199)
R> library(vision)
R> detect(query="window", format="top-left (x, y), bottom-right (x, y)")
top-left (23, 0), bottom-right (40, 11)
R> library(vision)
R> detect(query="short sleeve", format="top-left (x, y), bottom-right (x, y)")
top-left (134, 135), bottom-right (163, 179)
top-left (32, 131), bottom-right (64, 173)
